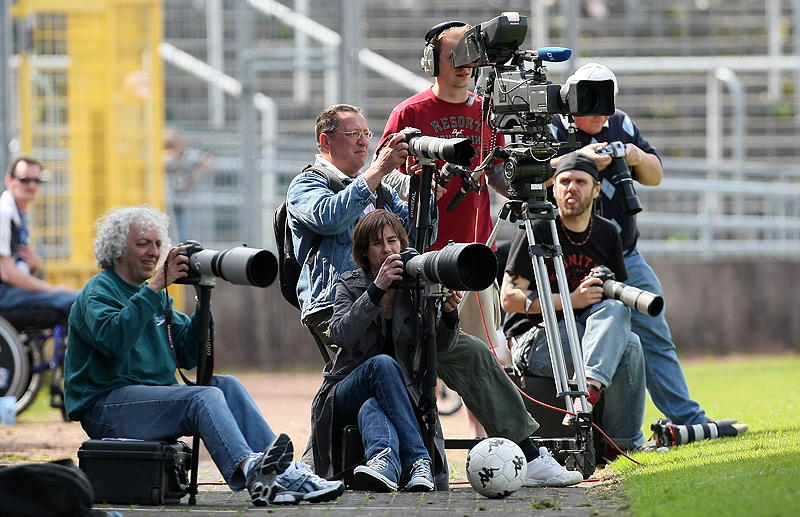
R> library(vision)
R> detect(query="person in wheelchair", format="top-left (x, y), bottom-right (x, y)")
top-left (500, 152), bottom-right (648, 457)
top-left (0, 155), bottom-right (78, 319)
top-left (312, 209), bottom-right (446, 492)
top-left (64, 206), bottom-right (344, 506)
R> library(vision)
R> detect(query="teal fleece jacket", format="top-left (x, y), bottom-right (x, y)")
top-left (64, 269), bottom-right (203, 421)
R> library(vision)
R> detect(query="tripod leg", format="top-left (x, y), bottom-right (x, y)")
top-left (548, 219), bottom-right (590, 405)
top-left (522, 208), bottom-right (594, 478)
top-left (522, 219), bottom-right (582, 407)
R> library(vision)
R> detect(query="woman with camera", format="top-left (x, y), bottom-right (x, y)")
top-left (309, 209), bottom-right (462, 492)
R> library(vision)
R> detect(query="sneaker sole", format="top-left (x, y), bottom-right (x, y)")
top-left (271, 491), bottom-right (302, 505)
top-left (353, 467), bottom-right (398, 492)
top-left (251, 433), bottom-right (294, 506)
top-left (304, 482), bottom-right (346, 503)
top-left (523, 473), bottom-right (584, 487)
top-left (405, 479), bottom-right (434, 492)
top-left (271, 480), bottom-right (344, 505)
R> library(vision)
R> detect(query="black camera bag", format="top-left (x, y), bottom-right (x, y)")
top-left (0, 459), bottom-right (98, 517)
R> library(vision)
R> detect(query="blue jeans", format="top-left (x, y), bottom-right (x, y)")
top-left (79, 375), bottom-right (275, 491)
top-left (521, 299), bottom-right (646, 449)
top-left (0, 284), bottom-right (78, 316)
top-left (332, 355), bottom-right (429, 474)
top-left (625, 248), bottom-right (707, 425)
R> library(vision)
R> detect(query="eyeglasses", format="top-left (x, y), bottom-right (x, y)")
top-left (13, 176), bottom-right (44, 185)
top-left (337, 129), bottom-right (373, 140)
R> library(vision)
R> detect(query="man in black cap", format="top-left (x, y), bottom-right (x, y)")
top-left (500, 152), bottom-right (648, 456)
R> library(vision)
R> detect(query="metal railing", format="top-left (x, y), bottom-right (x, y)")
top-left (636, 157), bottom-right (800, 259)
top-left (156, 1), bottom-right (800, 261)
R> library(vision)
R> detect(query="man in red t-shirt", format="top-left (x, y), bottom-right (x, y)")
top-left (381, 21), bottom-right (508, 437)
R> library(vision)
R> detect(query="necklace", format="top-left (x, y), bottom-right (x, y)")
top-left (560, 217), bottom-right (593, 246)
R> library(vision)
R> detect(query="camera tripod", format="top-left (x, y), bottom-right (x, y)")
top-left (486, 196), bottom-right (595, 478)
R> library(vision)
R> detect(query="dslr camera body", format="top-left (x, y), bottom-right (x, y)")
top-left (594, 141), bottom-right (643, 216)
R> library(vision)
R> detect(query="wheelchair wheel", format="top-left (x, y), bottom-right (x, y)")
top-left (0, 317), bottom-right (29, 405)
top-left (436, 379), bottom-right (463, 416)
top-left (14, 336), bottom-right (44, 416)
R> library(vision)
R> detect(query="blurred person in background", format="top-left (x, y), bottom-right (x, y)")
top-left (0, 155), bottom-right (78, 317)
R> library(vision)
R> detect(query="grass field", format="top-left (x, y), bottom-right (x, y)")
top-left (612, 353), bottom-right (800, 516)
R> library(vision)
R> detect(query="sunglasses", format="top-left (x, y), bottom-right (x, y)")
top-left (13, 176), bottom-right (44, 185)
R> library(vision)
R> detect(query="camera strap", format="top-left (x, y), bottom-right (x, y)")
top-left (162, 252), bottom-right (215, 386)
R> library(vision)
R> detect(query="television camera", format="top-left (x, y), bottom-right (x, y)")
top-left (447, 12), bottom-right (616, 204)
top-left (447, 12), bottom-right (618, 479)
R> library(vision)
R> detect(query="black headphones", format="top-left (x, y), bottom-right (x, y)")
top-left (420, 20), bottom-right (468, 77)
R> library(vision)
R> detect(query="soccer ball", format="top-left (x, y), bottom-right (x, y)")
top-left (465, 437), bottom-right (527, 498)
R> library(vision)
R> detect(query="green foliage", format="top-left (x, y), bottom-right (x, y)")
top-left (771, 103), bottom-right (794, 118)
top-left (612, 354), bottom-right (800, 516)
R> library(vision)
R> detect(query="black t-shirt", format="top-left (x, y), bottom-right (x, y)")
top-left (551, 110), bottom-right (660, 253)
top-left (503, 214), bottom-right (627, 340)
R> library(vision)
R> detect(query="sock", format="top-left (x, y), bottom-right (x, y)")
top-left (517, 437), bottom-right (539, 462)
top-left (241, 456), bottom-right (256, 476)
top-left (587, 386), bottom-right (601, 406)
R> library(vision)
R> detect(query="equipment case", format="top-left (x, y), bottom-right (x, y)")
top-left (77, 439), bottom-right (192, 505)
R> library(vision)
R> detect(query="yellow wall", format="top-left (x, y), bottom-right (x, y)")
top-left (12, 0), bottom-right (164, 290)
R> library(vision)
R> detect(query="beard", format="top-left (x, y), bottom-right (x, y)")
top-left (557, 192), bottom-right (594, 218)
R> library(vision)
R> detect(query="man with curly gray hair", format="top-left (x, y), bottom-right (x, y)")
top-left (91, 204), bottom-right (171, 271)
top-left (64, 205), bottom-right (344, 506)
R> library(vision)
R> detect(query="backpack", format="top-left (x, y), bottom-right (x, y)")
top-left (0, 459), bottom-right (109, 517)
top-left (274, 165), bottom-right (391, 310)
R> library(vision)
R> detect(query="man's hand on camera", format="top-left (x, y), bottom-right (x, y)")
top-left (373, 253), bottom-right (404, 291)
top-left (149, 246), bottom-right (189, 292)
top-left (364, 133), bottom-right (410, 192)
top-left (579, 143), bottom-right (613, 171)
top-left (571, 276), bottom-right (604, 309)
top-left (442, 290), bottom-right (462, 313)
top-left (623, 143), bottom-right (646, 168)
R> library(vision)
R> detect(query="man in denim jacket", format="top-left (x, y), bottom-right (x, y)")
top-left (287, 104), bottom-right (411, 342)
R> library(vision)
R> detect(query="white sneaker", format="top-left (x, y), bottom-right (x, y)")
top-left (272, 461), bottom-right (345, 505)
top-left (523, 447), bottom-right (584, 487)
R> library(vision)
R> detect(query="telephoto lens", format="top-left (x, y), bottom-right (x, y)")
top-left (178, 240), bottom-right (278, 288)
top-left (397, 242), bottom-right (498, 292)
top-left (587, 265), bottom-right (663, 316)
